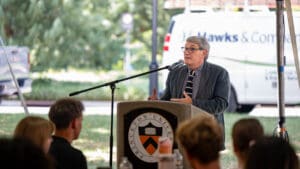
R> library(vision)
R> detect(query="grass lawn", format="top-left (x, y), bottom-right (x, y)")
top-left (0, 112), bottom-right (299, 169)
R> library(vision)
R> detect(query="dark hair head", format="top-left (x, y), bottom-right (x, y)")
top-left (176, 114), bottom-right (222, 164)
top-left (48, 98), bottom-right (84, 129)
top-left (245, 136), bottom-right (299, 169)
top-left (232, 118), bottom-right (264, 159)
top-left (0, 137), bottom-right (54, 169)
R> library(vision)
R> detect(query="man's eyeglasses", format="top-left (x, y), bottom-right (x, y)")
top-left (181, 47), bottom-right (203, 53)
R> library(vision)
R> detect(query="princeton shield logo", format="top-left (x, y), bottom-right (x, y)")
top-left (139, 122), bottom-right (162, 155)
top-left (128, 112), bottom-right (174, 163)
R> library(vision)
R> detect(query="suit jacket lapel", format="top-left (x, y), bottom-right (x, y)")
top-left (176, 66), bottom-right (188, 98)
top-left (197, 62), bottom-right (211, 98)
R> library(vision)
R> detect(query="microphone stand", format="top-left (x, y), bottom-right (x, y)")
top-left (69, 65), bottom-right (169, 169)
top-left (274, 0), bottom-right (289, 141)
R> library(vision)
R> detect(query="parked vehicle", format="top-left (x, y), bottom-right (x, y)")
top-left (0, 46), bottom-right (32, 103)
top-left (161, 5), bottom-right (300, 113)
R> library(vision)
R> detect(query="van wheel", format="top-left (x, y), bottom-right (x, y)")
top-left (226, 87), bottom-right (237, 113)
top-left (236, 104), bottom-right (255, 113)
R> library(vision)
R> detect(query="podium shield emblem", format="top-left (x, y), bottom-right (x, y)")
top-left (138, 122), bottom-right (162, 155)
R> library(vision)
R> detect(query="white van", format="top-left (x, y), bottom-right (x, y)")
top-left (0, 46), bottom-right (32, 103)
top-left (161, 6), bottom-right (300, 113)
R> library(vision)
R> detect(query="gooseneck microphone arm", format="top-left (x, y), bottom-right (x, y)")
top-left (69, 64), bottom-right (170, 169)
top-left (69, 65), bottom-right (169, 97)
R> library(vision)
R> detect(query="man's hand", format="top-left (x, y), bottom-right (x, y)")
top-left (170, 92), bottom-right (192, 104)
top-left (148, 88), bottom-right (158, 100)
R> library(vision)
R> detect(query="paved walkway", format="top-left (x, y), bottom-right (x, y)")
top-left (0, 100), bottom-right (117, 115)
top-left (249, 105), bottom-right (300, 117)
top-left (1, 100), bottom-right (300, 117)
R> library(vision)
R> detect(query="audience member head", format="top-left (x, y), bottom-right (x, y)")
top-left (0, 137), bottom-right (54, 169)
top-left (14, 115), bottom-right (55, 153)
top-left (231, 118), bottom-right (264, 168)
top-left (176, 114), bottom-right (222, 169)
top-left (48, 97), bottom-right (84, 142)
top-left (245, 136), bottom-right (299, 169)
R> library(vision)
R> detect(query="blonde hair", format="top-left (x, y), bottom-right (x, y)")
top-left (14, 116), bottom-right (55, 149)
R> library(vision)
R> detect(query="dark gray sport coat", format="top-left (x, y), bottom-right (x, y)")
top-left (160, 61), bottom-right (230, 149)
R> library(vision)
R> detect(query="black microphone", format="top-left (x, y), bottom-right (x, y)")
top-left (168, 60), bottom-right (184, 71)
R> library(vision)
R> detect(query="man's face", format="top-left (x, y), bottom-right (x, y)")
top-left (73, 116), bottom-right (83, 140)
top-left (183, 42), bottom-right (206, 69)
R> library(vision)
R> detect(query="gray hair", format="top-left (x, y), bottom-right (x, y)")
top-left (186, 36), bottom-right (210, 59)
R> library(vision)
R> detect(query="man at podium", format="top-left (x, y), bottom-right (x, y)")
top-left (149, 36), bottom-right (230, 150)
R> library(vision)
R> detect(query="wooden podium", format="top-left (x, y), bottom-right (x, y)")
top-left (117, 100), bottom-right (213, 169)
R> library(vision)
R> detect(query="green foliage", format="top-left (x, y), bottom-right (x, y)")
top-left (25, 77), bottom-right (148, 101)
top-left (0, 0), bottom-right (173, 72)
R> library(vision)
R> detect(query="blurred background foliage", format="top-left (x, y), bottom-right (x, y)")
top-left (0, 0), bottom-right (182, 72)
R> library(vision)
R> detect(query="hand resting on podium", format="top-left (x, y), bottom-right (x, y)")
top-left (148, 88), bottom-right (192, 104)
top-left (170, 92), bottom-right (192, 104)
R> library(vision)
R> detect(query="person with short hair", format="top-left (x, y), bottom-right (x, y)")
top-left (14, 115), bottom-right (55, 153)
top-left (231, 118), bottom-right (264, 169)
top-left (176, 114), bottom-right (223, 169)
top-left (150, 36), bottom-right (230, 150)
top-left (48, 97), bottom-right (87, 169)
